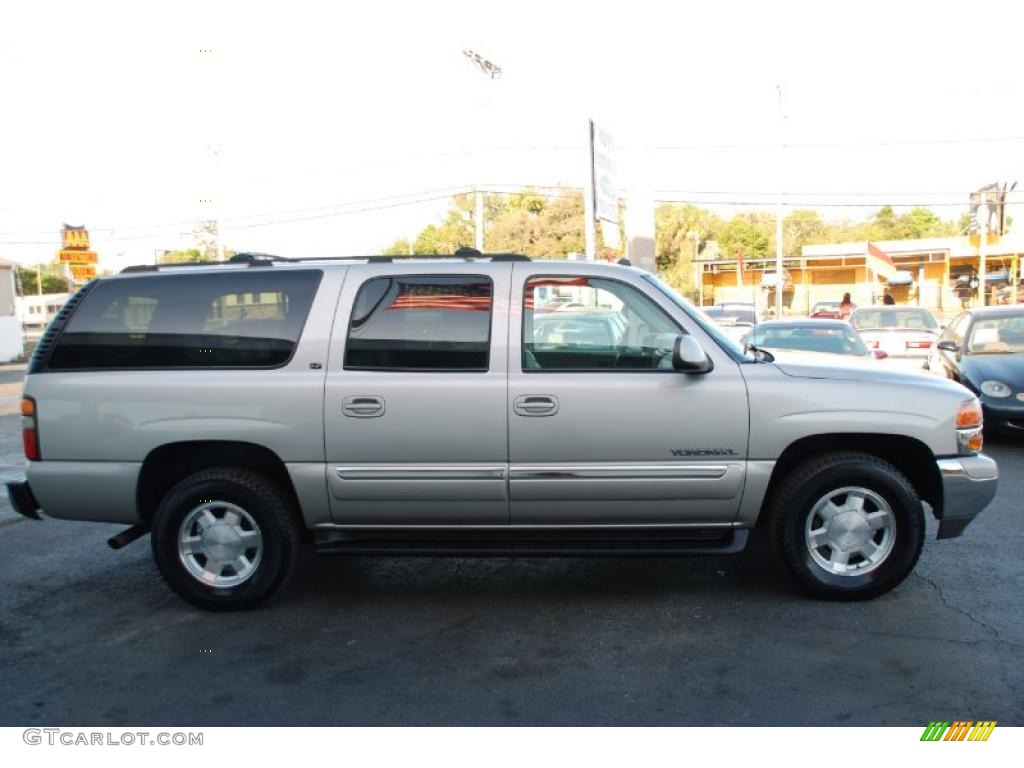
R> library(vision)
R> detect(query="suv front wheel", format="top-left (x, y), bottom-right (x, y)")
top-left (769, 452), bottom-right (925, 600)
top-left (151, 467), bottom-right (300, 610)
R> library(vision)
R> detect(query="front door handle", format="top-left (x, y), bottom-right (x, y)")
top-left (514, 394), bottom-right (559, 417)
top-left (343, 396), bottom-right (385, 418)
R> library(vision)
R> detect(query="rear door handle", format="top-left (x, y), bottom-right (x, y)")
top-left (514, 395), bottom-right (559, 417)
top-left (343, 396), bottom-right (385, 418)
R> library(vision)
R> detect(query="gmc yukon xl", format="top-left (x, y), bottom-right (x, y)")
top-left (6, 252), bottom-right (998, 609)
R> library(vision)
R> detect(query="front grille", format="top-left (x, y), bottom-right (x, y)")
top-left (27, 282), bottom-right (95, 374)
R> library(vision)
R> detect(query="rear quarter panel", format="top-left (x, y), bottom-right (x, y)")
top-left (23, 268), bottom-right (345, 522)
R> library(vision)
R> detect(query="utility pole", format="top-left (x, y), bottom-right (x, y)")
top-left (206, 144), bottom-right (224, 261)
top-left (583, 119), bottom-right (597, 260)
top-left (462, 49), bottom-right (501, 253)
top-left (978, 208), bottom-right (988, 307)
top-left (775, 84), bottom-right (786, 316)
top-left (474, 188), bottom-right (484, 251)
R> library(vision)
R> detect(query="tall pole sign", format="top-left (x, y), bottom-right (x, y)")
top-left (585, 120), bottom-right (619, 260)
top-left (58, 224), bottom-right (98, 286)
top-left (583, 121), bottom-right (597, 260)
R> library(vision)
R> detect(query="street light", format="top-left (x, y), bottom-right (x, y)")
top-left (462, 49), bottom-right (502, 251)
top-left (462, 49), bottom-right (502, 79)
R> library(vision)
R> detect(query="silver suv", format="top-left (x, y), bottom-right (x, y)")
top-left (6, 252), bottom-right (998, 609)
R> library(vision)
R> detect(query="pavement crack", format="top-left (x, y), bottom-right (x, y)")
top-left (915, 572), bottom-right (1023, 649)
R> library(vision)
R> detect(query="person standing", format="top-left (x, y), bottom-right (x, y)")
top-left (839, 292), bottom-right (853, 319)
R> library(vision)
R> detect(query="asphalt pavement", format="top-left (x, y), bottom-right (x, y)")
top-left (0, 411), bottom-right (1021, 726)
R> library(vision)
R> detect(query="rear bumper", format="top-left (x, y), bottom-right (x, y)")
top-left (5, 479), bottom-right (42, 520)
top-left (936, 455), bottom-right (998, 539)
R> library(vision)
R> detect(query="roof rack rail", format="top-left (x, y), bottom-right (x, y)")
top-left (120, 249), bottom-right (530, 273)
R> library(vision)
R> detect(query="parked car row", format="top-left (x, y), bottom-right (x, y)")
top-left (699, 300), bottom-right (1023, 435)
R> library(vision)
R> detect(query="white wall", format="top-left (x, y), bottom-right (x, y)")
top-left (0, 316), bottom-right (23, 361)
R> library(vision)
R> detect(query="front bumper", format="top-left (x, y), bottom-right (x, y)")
top-left (5, 479), bottom-right (42, 520)
top-left (936, 454), bottom-right (998, 538)
top-left (980, 399), bottom-right (1024, 433)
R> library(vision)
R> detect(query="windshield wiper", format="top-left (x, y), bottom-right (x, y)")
top-left (744, 343), bottom-right (775, 363)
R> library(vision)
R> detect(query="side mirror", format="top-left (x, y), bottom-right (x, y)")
top-left (936, 340), bottom-right (958, 353)
top-left (673, 335), bottom-right (713, 374)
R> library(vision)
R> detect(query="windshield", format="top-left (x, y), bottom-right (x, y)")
top-left (850, 308), bottom-right (938, 331)
top-left (747, 325), bottom-right (868, 356)
top-left (641, 273), bottom-right (750, 361)
top-left (967, 315), bottom-right (1024, 355)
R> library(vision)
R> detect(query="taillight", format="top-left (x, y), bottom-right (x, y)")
top-left (906, 340), bottom-right (932, 349)
top-left (21, 397), bottom-right (40, 461)
top-left (871, 340), bottom-right (880, 349)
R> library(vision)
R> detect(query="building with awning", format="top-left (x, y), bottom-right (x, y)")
top-left (694, 234), bottom-right (1024, 315)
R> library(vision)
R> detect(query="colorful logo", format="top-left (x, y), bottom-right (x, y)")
top-left (920, 721), bottom-right (996, 741)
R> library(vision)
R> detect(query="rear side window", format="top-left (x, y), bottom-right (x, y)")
top-left (345, 275), bottom-right (492, 371)
top-left (47, 270), bottom-right (322, 370)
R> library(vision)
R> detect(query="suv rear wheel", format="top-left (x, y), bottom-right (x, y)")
top-left (769, 451), bottom-right (925, 600)
top-left (151, 467), bottom-right (300, 610)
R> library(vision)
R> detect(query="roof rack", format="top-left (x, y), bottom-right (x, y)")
top-left (120, 248), bottom-right (530, 273)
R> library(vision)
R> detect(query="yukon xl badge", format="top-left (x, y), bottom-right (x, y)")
top-left (671, 448), bottom-right (738, 457)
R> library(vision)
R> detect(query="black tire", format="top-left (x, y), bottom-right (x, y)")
top-left (768, 451), bottom-right (925, 600)
top-left (151, 467), bottom-right (300, 610)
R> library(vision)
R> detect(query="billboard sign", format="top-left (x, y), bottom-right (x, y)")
top-left (591, 123), bottom-right (618, 224)
top-left (61, 225), bottom-right (91, 250)
top-left (69, 264), bottom-right (97, 281)
top-left (58, 249), bottom-right (97, 263)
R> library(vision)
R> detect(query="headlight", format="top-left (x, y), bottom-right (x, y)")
top-left (956, 399), bottom-right (983, 454)
top-left (980, 380), bottom-right (1012, 398)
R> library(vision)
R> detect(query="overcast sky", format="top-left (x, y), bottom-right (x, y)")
top-left (2, 0), bottom-right (1022, 270)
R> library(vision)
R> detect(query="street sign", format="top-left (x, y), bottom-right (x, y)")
top-left (58, 249), bottom-right (98, 263)
top-left (591, 123), bottom-right (618, 224)
top-left (69, 264), bottom-right (97, 281)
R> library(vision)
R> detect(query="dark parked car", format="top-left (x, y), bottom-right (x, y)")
top-left (925, 306), bottom-right (1024, 433)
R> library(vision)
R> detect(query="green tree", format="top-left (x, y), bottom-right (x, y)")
top-left (485, 189), bottom-right (589, 257)
top-left (783, 209), bottom-right (830, 255)
top-left (382, 238), bottom-right (413, 256)
top-left (158, 248), bottom-right (205, 264)
top-left (16, 264), bottom-right (71, 294)
top-left (654, 204), bottom-right (721, 298)
top-left (716, 212), bottom-right (773, 259)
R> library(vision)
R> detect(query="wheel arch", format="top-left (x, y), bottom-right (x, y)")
top-left (760, 433), bottom-right (943, 522)
top-left (137, 440), bottom-right (302, 528)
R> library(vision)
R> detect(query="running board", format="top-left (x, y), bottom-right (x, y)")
top-left (314, 527), bottom-right (749, 557)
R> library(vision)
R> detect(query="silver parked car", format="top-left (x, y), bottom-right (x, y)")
top-left (7, 252), bottom-right (997, 609)
top-left (849, 306), bottom-right (940, 359)
top-left (743, 319), bottom-right (886, 359)
top-left (702, 303), bottom-right (762, 344)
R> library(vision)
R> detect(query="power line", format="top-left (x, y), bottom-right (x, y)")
top-left (0, 192), bottom-right (463, 245)
top-left (3, 184), bottom-right (1018, 245)
top-left (475, 136), bottom-right (1024, 152)
top-left (651, 135), bottom-right (1024, 150)
top-left (0, 186), bottom-right (472, 238)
